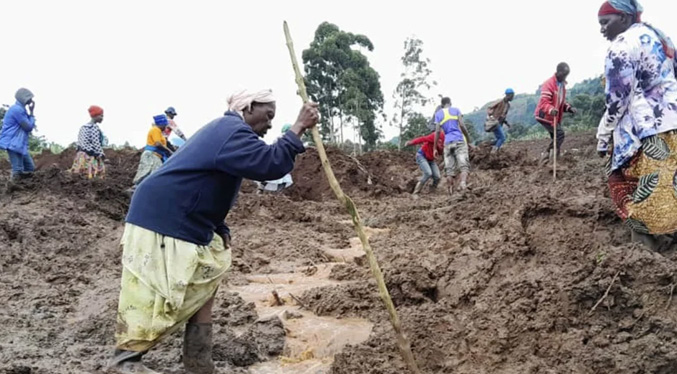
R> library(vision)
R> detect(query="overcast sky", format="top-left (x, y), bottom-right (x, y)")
top-left (1, 0), bottom-right (675, 147)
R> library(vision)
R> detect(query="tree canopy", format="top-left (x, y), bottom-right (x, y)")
top-left (302, 22), bottom-right (384, 151)
top-left (391, 36), bottom-right (436, 149)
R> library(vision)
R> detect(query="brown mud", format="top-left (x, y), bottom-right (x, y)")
top-left (3, 132), bottom-right (677, 374)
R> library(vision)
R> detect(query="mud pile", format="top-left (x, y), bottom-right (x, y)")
top-left (283, 146), bottom-right (419, 201)
top-left (4, 148), bottom-right (141, 220)
top-left (3, 131), bottom-right (677, 374)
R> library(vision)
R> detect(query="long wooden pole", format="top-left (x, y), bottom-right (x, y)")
top-left (553, 90), bottom-right (559, 181)
top-left (553, 116), bottom-right (558, 181)
top-left (283, 21), bottom-right (422, 374)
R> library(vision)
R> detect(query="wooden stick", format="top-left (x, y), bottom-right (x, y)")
top-left (552, 120), bottom-right (557, 181)
top-left (283, 21), bottom-right (422, 374)
top-left (271, 290), bottom-right (285, 306)
top-left (666, 283), bottom-right (675, 311)
top-left (289, 292), bottom-right (309, 310)
top-left (588, 271), bottom-right (620, 316)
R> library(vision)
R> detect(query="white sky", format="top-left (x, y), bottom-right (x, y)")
top-left (1, 0), bottom-right (675, 147)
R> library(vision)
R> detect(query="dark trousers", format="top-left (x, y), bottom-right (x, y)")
top-left (539, 121), bottom-right (564, 155)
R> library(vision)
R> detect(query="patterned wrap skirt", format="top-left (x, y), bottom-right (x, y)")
top-left (132, 151), bottom-right (163, 185)
top-left (70, 151), bottom-right (105, 179)
top-left (608, 130), bottom-right (677, 235)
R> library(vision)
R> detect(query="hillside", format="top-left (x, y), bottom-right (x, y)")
top-left (4, 134), bottom-right (677, 374)
top-left (464, 75), bottom-right (605, 141)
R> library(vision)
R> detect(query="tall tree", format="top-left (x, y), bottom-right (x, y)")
top-left (302, 22), bottom-right (384, 148)
top-left (392, 36), bottom-right (436, 150)
top-left (401, 112), bottom-right (429, 144)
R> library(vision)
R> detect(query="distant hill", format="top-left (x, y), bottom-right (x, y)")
top-left (382, 75), bottom-right (606, 148)
top-left (463, 75), bottom-right (605, 140)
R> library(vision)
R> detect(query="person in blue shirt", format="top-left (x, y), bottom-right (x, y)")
top-left (433, 97), bottom-right (473, 194)
top-left (109, 88), bottom-right (319, 374)
top-left (0, 88), bottom-right (37, 181)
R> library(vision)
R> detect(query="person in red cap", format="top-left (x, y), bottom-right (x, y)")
top-left (596, 0), bottom-right (677, 250)
top-left (70, 105), bottom-right (106, 179)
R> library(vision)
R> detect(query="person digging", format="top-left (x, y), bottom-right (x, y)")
top-left (405, 129), bottom-right (445, 198)
top-left (108, 88), bottom-right (319, 374)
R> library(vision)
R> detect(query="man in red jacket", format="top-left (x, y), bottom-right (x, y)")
top-left (534, 62), bottom-right (577, 165)
top-left (405, 131), bottom-right (445, 198)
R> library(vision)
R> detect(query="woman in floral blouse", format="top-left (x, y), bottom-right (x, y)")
top-left (597, 0), bottom-right (677, 249)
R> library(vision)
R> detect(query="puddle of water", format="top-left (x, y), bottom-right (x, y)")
top-left (231, 264), bottom-right (372, 374)
top-left (324, 222), bottom-right (390, 263)
top-left (230, 223), bottom-right (390, 374)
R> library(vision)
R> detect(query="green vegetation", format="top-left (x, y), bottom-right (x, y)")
top-left (0, 22), bottom-right (608, 157)
top-left (302, 22), bottom-right (385, 152)
top-left (391, 36), bottom-right (436, 150)
top-left (463, 75), bottom-right (606, 144)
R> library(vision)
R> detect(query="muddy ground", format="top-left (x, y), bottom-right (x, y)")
top-left (2, 131), bottom-right (677, 374)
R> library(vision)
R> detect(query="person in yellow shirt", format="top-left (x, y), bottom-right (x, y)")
top-left (130, 115), bottom-right (173, 190)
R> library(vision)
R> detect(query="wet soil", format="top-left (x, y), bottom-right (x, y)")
top-left (3, 132), bottom-right (677, 374)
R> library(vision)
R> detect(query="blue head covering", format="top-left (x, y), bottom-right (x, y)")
top-left (601, 0), bottom-right (674, 59)
top-left (607, 0), bottom-right (643, 20)
top-left (505, 88), bottom-right (515, 95)
top-left (153, 114), bottom-right (169, 126)
top-left (165, 106), bottom-right (177, 116)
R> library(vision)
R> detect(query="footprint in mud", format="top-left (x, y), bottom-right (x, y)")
top-left (519, 198), bottom-right (628, 255)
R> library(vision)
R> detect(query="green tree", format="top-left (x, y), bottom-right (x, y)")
top-left (0, 104), bottom-right (8, 134)
top-left (401, 112), bottom-right (430, 144)
top-left (28, 134), bottom-right (49, 153)
top-left (463, 118), bottom-right (482, 144)
top-left (463, 75), bottom-right (606, 141)
top-left (302, 22), bottom-right (384, 148)
top-left (392, 36), bottom-right (436, 150)
top-left (507, 122), bottom-right (529, 139)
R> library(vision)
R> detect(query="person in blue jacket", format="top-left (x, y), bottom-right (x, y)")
top-left (109, 88), bottom-right (319, 374)
top-left (0, 88), bottom-right (36, 180)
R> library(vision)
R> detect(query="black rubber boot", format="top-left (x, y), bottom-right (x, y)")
top-left (108, 350), bottom-right (160, 374)
top-left (183, 323), bottom-right (215, 374)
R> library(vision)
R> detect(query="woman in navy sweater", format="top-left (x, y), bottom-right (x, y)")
top-left (109, 89), bottom-right (319, 374)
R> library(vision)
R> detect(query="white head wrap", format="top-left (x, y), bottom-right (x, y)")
top-left (227, 89), bottom-right (276, 116)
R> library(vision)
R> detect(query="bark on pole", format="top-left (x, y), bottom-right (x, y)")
top-left (283, 21), bottom-right (422, 374)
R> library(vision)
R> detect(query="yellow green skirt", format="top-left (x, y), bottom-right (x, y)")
top-left (114, 223), bottom-right (231, 352)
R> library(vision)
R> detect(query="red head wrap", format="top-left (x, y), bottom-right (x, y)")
top-left (598, 1), bottom-right (642, 22)
top-left (88, 105), bottom-right (103, 117)
top-left (599, 2), bottom-right (622, 16)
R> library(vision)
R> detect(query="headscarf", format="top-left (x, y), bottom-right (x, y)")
top-left (226, 89), bottom-right (276, 116)
top-left (598, 0), bottom-right (643, 22)
top-left (598, 0), bottom-right (675, 59)
top-left (88, 105), bottom-right (103, 117)
top-left (153, 114), bottom-right (169, 126)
